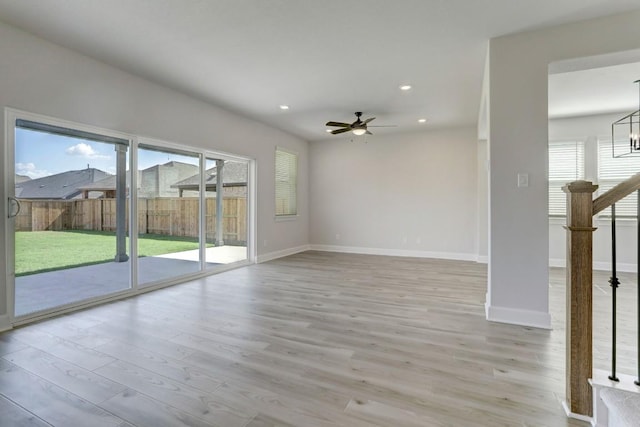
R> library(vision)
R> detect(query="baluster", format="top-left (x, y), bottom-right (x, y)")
top-left (609, 203), bottom-right (620, 382)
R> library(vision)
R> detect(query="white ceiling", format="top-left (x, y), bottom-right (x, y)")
top-left (549, 62), bottom-right (640, 119)
top-left (0, 0), bottom-right (639, 141)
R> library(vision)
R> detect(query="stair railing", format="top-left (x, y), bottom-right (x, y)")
top-left (564, 172), bottom-right (640, 418)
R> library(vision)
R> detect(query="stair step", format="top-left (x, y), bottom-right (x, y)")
top-left (600, 388), bottom-right (640, 427)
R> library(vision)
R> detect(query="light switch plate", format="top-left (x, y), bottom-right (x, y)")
top-left (517, 173), bottom-right (529, 187)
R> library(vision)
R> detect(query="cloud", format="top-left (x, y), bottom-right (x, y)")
top-left (16, 162), bottom-right (50, 179)
top-left (65, 143), bottom-right (109, 159)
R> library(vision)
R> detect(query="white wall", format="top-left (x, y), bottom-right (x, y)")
top-left (549, 113), bottom-right (638, 272)
top-left (488, 10), bottom-right (640, 328)
top-left (477, 139), bottom-right (489, 262)
top-left (309, 127), bottom-right (478, 260)
top-left (0, 21), bottom-right (309, 330)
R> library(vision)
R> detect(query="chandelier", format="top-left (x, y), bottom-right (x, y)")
top-left (612, 80), bottom-right (640, 157)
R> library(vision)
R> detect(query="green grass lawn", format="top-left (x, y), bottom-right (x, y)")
top-left (16, 230), bottom-right (205, 276)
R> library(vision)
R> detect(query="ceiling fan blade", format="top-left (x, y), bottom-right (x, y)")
top-left (363, 117), bottom-right (376, 124)
top-left (366, 130), bottom-right (373, 135)
top-left (326, 121), bottom-right (351, 127)
top-left (331, 128), bottom-right (352, 135)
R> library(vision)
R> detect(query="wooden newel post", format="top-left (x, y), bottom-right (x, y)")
top-left (563, 180), bottom-right (598, 417)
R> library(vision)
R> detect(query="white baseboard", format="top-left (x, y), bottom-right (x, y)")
top-left (309, 244), bottom-right (478, 262)
top-left (0, 314), bottom-right (12, 333)
top-left (593, 261), bottom-right (636, 273)
top-left (549, 258), bottom-right (565, 268)
top-left (485, 302), bottom-right (552, 329)
top-left (561, 400), bottom-right (593, 425)
top-left (476, 255), bottom-right (488, 264)
top-left (256, 245), bottom-right (311, 263)
top-left (550, 258), bottom-right (637, 273)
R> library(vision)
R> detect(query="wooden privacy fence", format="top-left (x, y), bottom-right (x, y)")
top-left (15, 197), bottom-right (247, 245)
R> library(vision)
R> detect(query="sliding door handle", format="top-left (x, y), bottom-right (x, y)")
top-left (7, 197), bottom-right (21, 218)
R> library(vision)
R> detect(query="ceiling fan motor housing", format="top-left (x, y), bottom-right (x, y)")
top-left (326, 112), bottom-right (381, 135)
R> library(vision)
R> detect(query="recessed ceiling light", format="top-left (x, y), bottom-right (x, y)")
top-left (418, 118), bottom-right (427, 123)
top-left (399, 85), bottom-right (412, 91)
top-left (279, 105), bottom-right (289, 110)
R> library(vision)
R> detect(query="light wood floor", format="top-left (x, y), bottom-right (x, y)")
top-left (0, 251), bottom-right (632, 426)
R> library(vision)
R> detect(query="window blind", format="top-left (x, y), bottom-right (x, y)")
top-left (549, 141), bottom-right (585, 216)
top-left (598, 138), bottom-right (640, 217)
top-left (275, 148), bottom-right (297, 216)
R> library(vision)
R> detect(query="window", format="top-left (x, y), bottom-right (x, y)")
top-left (598, 138), bottom-right (640, 217)
top-left (548, 141), bottom-right (584, 216)
top-left (275, 147), bottom-right (297, 216)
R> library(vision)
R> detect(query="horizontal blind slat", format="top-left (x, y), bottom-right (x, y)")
top-left (275, 148), bottom-right (298, 216)
top-left (549, 141), bottom-right (585, 216)
top-left (598, 139), bottom-right (640, 217)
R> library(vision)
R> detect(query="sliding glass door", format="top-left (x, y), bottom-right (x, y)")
top-left (204, 158), bottom-right (249, 267)
top-left (137, 144), bottom-right (201, 287)
top-left (6, 111), bottom-right (253, 322)
top-left (11, 119), bottom-right (131, 317)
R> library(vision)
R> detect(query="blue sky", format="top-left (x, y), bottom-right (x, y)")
top-left (15, 128), bottom-right (200, 179)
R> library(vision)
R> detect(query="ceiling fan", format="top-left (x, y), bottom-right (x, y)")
top-left (325, 112), bottom-right (395, 136)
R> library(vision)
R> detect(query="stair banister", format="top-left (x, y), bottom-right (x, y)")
top-left (593, 172), bottom-right (640, 215)
top-left (564, 171), bottom-right (640, 418)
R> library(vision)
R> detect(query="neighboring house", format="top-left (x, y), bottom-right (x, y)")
top-left (69, 161), bottom-right (224, 199)
top-left (171, 161), bottom-right (248, 197)
top-left (15, 168), bottom-right (111, 199)
top-left (76, 172), bottom-right (139, 199)
top-left (138, 161), bottom-right (198, 198)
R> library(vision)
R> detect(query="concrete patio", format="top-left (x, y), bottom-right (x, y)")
top-left (15, 245), bottom-right (247, 317)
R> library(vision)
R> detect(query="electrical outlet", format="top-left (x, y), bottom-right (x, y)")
top-left (335, 233), bottom-right (340, 240)
top-left (263, 240), bottom-right (267, 247)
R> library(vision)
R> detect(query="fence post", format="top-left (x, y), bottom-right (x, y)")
top-left (563, 180), bottom-right (598, 417)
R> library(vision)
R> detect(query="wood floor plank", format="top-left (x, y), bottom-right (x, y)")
top-left (95, 360), bottom-right (255, 427)
top-left (182, 349), bottom-right (352, 410)
top-left (3, 347), bottom-right (125, 405)
top-left (211, 382), bottom-right (374, 427)
top-left (94, 340), bottom-right (224, 393)
top-left (0, 359), bottom-right (130, 427)
top-left (0, 394), bottom-right (51, 427)
top-left (0, 333), bottom-right (29, 357)
top-left (243, 413), bottom-right (295, 427)
top-left (86, 322), bottom-right (198, 361)
top-left (344, 398), bottom-right (440, 427)
top-left (31, 319), bottom-right (113, 349)
top-left (7, 329), bottom-right (115, 371)
top-left (100, 389), bottom-right (215, 427)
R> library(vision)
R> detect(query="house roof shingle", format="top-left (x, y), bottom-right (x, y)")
top-left (15, 168), bottom-right (111, 199)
